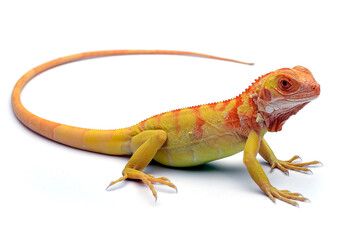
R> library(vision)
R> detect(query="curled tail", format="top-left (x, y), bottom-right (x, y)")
top-left (12, 50), bottom-right (252, 155)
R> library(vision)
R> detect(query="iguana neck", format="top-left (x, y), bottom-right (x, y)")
top-left (234, 77), bottom-right (262, 133)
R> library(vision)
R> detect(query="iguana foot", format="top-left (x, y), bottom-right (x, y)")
top-left (106, 168), bottom-right (177, 201)
top-left (261, 184), bottom-right (308, 207)
top-left (269, 155), bottom-right (322, 175)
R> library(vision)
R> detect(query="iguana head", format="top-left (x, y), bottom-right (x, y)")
top-left (256, 66), bottom-right (320, 132)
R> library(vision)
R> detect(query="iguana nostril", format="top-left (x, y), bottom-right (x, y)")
top-left (313, 84), bottom-right (320, 94)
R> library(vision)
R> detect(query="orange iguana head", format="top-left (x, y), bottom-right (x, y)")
top-left (256, 66), bottom-right (320, 132)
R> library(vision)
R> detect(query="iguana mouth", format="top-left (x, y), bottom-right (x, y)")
top-left (286, 95), bottom-right (318, 102)
top-left (286, 89), bottom-right (320, 102)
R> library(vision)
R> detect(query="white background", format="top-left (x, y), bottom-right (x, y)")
top-left (1, 1), bottom-right (358, 239)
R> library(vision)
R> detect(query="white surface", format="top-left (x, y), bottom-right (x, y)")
top-left (1, 0), bottom-right (358, 239)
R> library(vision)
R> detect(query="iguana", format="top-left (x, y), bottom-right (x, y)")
top-left (12, 50), bottom-right (321, 206)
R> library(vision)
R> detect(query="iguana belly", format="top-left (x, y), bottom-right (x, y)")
top-left (154, 133), bottom-right (246, 167)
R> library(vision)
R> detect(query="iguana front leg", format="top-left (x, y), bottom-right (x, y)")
top-left (243, 130), bottom-right (307, 206)
top-left (107, 130), bottom-right (176, 200)
top-left (259, 138), bottom-right (321, 175)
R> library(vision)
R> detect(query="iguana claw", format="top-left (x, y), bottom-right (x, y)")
top-left (261, 184), bottom-right (308, 207)
top-left (106, 169), bottom-right (177, 201)
top-left (269, 155), bottom-right (322, 175)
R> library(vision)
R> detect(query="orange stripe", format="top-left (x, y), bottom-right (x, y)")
top-left (217, 99), bottom-right (231, 111)
top-left (172, 109), bottom-right (181, 134)
top-left (193, 107), bottom-right (205, 140)
top-left (207, 102), bottom-right (217, 110)
top-left (225, 97), bottom-right (243, 129)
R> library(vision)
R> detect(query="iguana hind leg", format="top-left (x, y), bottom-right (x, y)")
top-left (259, 138), bottom-right (321, 175)
top-left (107, 130), bottom-right (176, 200)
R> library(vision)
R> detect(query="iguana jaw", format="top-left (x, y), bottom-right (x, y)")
top-left (258, 102), bottom-right (309, 132)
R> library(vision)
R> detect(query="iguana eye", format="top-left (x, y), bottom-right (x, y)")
top-left (280, 78), bottom-right (292, 91)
